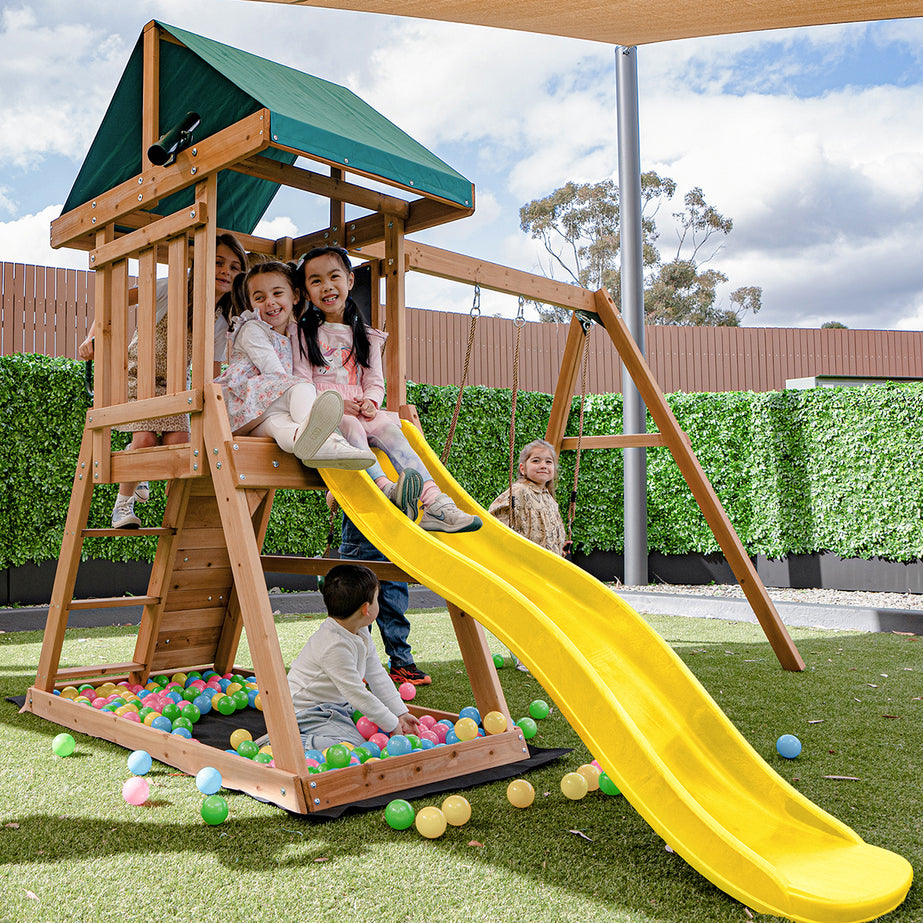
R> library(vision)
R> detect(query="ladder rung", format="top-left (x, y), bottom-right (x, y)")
top-left (55, 662), bottom-right (145, 682)
top-left (69, 596), bottom-right (159, 610)
top-left (81, 527), bottom-right (175, 537)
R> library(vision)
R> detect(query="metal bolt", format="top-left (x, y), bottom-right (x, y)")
top-left (280, 787), bottom-right (286, 795)
top-left (310, 781), bottom-right (316, 788)
top-left (272, 460), bottom-right (279, 468)
top-left (80, 462), bottom-right (85, 468)
top-left (343, 158), bottom-right (349, 164)
top-left (239, 474), bottom-right (245, 481)
top-left (92, 217), bottom-right (96, 224)
top-left (191, 147), bottom-right (197, 156)
top-left (193, 463), bottom-right (198, 471)
top-left (213, 448), bottom-right (219, 455)
top-left (191, 167), bottom-right (197, 175)
top-left (232, 443), bottom-right (239, 450)
top-left (138, 177), bottom-right (143, 184)
top-left (138, 193), bottom-right (143, 201)
top-left (409, 180), bottom-right (414, 186)
top-left (92, 201), bottom-right (97, 208)
top-left (187, 397), bottom-right (192, 404)
top-left (193, 449), bottom-right (199, 457)
top-left (216, 462), bottom-right (222, 469)
top-left (273, 134), bottom-right (278, 141)
top-left (90, 255), bottom-right (95, 263)
top-left (314, 798), bottom-right (320, 805)
top-left (190, 210), bottom-right (196, 218)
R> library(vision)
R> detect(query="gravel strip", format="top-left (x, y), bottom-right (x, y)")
top-left (617, 583), bottom-right (923, 612)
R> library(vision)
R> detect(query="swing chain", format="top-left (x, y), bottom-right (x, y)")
top-left (508, 301), bottom-right (525, 530)
top-left (566, 323), bottom-right (592, 545)
top-left (441, 284), bottom-right (481, 464)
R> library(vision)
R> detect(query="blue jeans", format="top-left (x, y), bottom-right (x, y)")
top-left (339, 515), bottom-right (412, 669)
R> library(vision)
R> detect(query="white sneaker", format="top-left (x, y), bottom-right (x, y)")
top-left (111, 495), bottom-right (141, 529)
top-left (293, 391), bottom-right (345, 462)
top-left (420, 493), bottom-right (482, 533)
top-left (301, 432), bottom-right (375, 470)
top-left (382, 469), bottom-right (424, 520)
top-left (133, 481), bottom-right (150, 503)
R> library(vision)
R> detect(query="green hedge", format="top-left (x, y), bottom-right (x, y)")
top-left (3, 354), bottom-right (923, 566)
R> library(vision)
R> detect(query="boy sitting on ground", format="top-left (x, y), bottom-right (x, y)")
top-left (269, 563), bottom-right (419, 753)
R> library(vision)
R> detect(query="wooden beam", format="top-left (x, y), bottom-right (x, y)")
top-left (51, 111), bottom-right (270, 249)
top-left (229, 155), bottom-right (411, 219)
top-left (447, 604), bottom-right (512, 721)
top-left (88, 201), bottom-right (207, 268)
top-left (546, 314), bottom-right (589, 452)
top-left (110, 444), bottom-right (195, 484)
top-left (86, 391), bottom-right (202, 430)
top-left (592, 289), bottom-right (805, 672)
top-left (141, 22), bottom-right (160, 156)
top-left (560, 434), bottom-right (667, 450)
top-left (223, 437), bottom-right (326, 490)
top-left (260, 555), bottom-right (413, 583)
top-left (383, 216), bottom-right (407, 409)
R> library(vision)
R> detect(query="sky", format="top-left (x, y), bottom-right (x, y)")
top-left (2, 0), bottom-right (923, 330)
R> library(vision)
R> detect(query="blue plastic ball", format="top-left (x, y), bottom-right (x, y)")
top-left (776, 734), bottom-right (802, 759)
top-left (305, 748), bottom-right (325, 763)
top-left (196, 767), bottom-right (223, 795)
top-left (445, 728), bottom-right (460, 745)
top-left (127, 749), bottom-right (152, 775)
top-left (459, 705), bottom-right (481, 725)
top-left (193, 694), bottom-right (213, 715)
top-left (151, 715), bottom-right (172, 733)
top-left (387, 735), bottom-right (412, 756)
top-left (171, 726), bottom-right (192, 738)
top-left (362, 740), bottom-right (382, 759)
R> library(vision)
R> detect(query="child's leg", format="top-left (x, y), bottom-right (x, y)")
top-left (112, 430), bottom-right (158, 528)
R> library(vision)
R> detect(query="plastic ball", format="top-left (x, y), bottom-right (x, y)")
top-left (236, 740), bottom-right (259, 759)
top-left (415, 806), bottom-right (447, 838)
top-left (253, 753), bottom-right (273, 764)
top-left (454, 717), bottom-right (479, 741)
top-left (352, 746), bottom-right (371, 763)
top-left (215, 696), bottom-right (236, 716)
top-left (171, 727), bottom-right (192, 739)
top-left (560, 771), bottom-right (589, 800)
top-left (506, 779), bottom-right (535, 808)
top-left (598, 771), bottom-right (621, 796)
top-left (776, 734), bottom-right (803, 759)
top-left (384, 799), bottom-right (415, 830)
top-left (431, 723), bottom-right (449, 743)
top-left (398, 682), bottom-right (416, 701)
top-left (444, 728), bottom-right (460, 746)
top-left (122, 776), bottom-right (149, 805)
top-left (151, 715), bottom-right (172, 733)
top-left (482, 711), bottom-right (508, 735)
top-left (362, 740), bottom-right (382, 759)
top-left (441, 795), bottom-right (471, 826)
top-left (528, 699), bottom-right (550, 720)
top-left (515, 717), bottom-right (538, 739)
top-left (418, 714), bottom-right (437, 729)
top-left (231, 690), bottom-right (249, 710)
top-left (492, 653), bottom-right (506, 668)
top-left (52, 733), bottom-right (76, 757)
top-left (229, 728), bottom-right (253, 750)
top-left (180, 703), bottom-right (201, 723)
top-left (193, 694), bottom-right (213, 715)
top-left (576, 763), bottom-right (601, 791)
top-left (201, 794), bottom-right (229, 825)
top-left (386, 735), bottom-right (412, 757)
top-left (127, 749), bottom-right (152, 776)
top-left (171, 716), bottom-right (193, 732)
top-left (325, 744), bottom-right (352, 769)
top-left (195, 767), bottom-right (222, 795)
top-left (356, 716), bottom-right (378, 739)
top-left (253, 694), bottom-right (262, 712)
top-left (369, 732), bottom-right (390, 751)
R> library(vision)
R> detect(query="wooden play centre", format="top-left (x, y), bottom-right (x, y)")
top-left (22, 21), bottom-right (803, 815)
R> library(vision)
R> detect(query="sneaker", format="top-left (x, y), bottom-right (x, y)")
top-left (111, 495), bottom-right (141, 529)
top-left (382, 469), bottom-right (424, 520)
top-left (133, 481), bottom-right (150, 503)
top-left (389, 663), bottom-right (432, 686)
top-left (420, 493), bottom-right (482, 533)
top-left (293, 390), bottom-right (345, 462)
top-left (301, 432), bottom-right (375, 471)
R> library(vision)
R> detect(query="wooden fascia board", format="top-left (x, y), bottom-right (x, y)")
top-left (51, 110), bottom-right (272, 250)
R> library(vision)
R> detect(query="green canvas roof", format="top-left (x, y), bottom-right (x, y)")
top-left (61, 21), bottom-right (473, 231)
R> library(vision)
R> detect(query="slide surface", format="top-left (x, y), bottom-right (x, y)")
top-left (322, 424), bottom-right (912, 923)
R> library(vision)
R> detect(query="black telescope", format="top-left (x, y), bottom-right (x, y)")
top-left (147, 111), bottom-right (201, 166)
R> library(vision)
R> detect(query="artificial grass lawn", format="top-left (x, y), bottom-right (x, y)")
top-left (0, 609), bottom-right (921, 923)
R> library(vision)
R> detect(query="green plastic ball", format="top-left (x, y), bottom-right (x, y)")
top-left (253, 752), bottom-right (273, 764)
top-left (515, 717), bottom-right (538, 739)
top-left (171, 716), bottom-right (193, 732)
top-left (215, 696), bottom-right (236, 716)
top-left (201, 794), bottom-right (229, 825)
top-left (232, 690), bottom-right (249, 710)
top-left (236, 739), bottom-right (259, 759)
top-left (384, 799), bottom-right (415, 830)
top-left (492, 653), bottom-right (506, 668)
top-left (598, 771), bottom-right (621, 796)
top-left (325, 744), bottom-right (351, 769)
top-left (528, 699), bottom-right (550, 720)
top-left (52, 733), bottom-right (76, 757)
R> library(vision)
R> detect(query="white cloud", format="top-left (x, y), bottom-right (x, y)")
top-left (0, 205), bottom-right (87, 268)
top-left (254, 215), bottom-right (301, 240)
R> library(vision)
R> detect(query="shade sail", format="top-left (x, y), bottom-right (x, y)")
top-left (62, 21), bottom-right (473, 229)
top-left (247, 0), bottom-right (923, 46)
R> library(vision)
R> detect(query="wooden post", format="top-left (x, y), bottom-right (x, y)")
top-left (545, 314), bottom-right (588, 453)
top-left (329, 167), bottom-right (346, 247)
top-left (383, 216), bottom-right (407, 410)
top-left (592, 290), bottom-right (805, 672)
top-left (142, 22), bottom-right (160, 157)
top-left (91, 224), bottom-right (115, 487)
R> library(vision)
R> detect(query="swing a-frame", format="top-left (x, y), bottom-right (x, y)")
top-left (23, 21), bottom-right (802, 816)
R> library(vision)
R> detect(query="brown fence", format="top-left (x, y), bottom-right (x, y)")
top-left (4, 260), bottom-right (923, 393)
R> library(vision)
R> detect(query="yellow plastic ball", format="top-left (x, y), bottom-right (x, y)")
top-left (441, 795), bottom-right (472, 826)
top-left (230, 728), bottom-right (253, 750)
top-left (143, 712), bottom-right (159, 726)
top-left (454, 717), bottom-right (479, 741)
top-left (415, 806), bottom-right (447, 839)
top-left (577, 763), bottom-right (601, 792)
top-left (258, 745), bottom-right (273, 756)
top-left (253, 694), bottom-right (262, 712)
top-left (560, 771), bottom-right (589, 800)
top-left (481, 711), bottom-right (508, 735)
top-left (60, 686), bottom-right (80, 700)
top-left (506, 779), bottom-right (535, 808)
top-left (171, 673), bottom-right (187, 688)
top-left (225, 682), bottom-right (242, 695)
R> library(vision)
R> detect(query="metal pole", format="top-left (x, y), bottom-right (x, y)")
top-left (616, 45), bottom-right (648, 586)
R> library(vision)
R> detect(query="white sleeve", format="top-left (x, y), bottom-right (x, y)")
top-left (235, 323), bottom-right (289, 378)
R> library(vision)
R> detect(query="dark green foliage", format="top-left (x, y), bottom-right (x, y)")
top-left (3, 355), bottom-right (923, 565)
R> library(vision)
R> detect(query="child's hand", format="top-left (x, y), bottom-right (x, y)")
top-left (343, 398), bottom-right (363, 417)
top-left (359, 399), bottom-right (377, 419)
top-left (398, 713), bottom-right (420, 735)
top-left (78, 335), bottom-right (95, 361)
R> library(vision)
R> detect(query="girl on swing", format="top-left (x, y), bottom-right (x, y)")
top-left (293, 246), bottom-right (481, 534)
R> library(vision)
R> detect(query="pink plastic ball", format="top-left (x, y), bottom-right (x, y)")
top-left (398, 682), bottom-right (416, 701)
top-left (419, 730), bottom-right (439, 745)
top-left (431, 723), bottom-right (449, 743)
top-left (369, 732), bottom-right (390, 751)
top-left (356, 716), bottom-right (378, 739)
top-left (122, 777), bottom-right (149, 805)
top-left (418, 714), bottom-right (437, 729)
top-left (121, 711), bottom-right (141, 722)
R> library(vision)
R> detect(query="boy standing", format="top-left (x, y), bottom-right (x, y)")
top-left (284, 563), bottom-right (419, 753)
